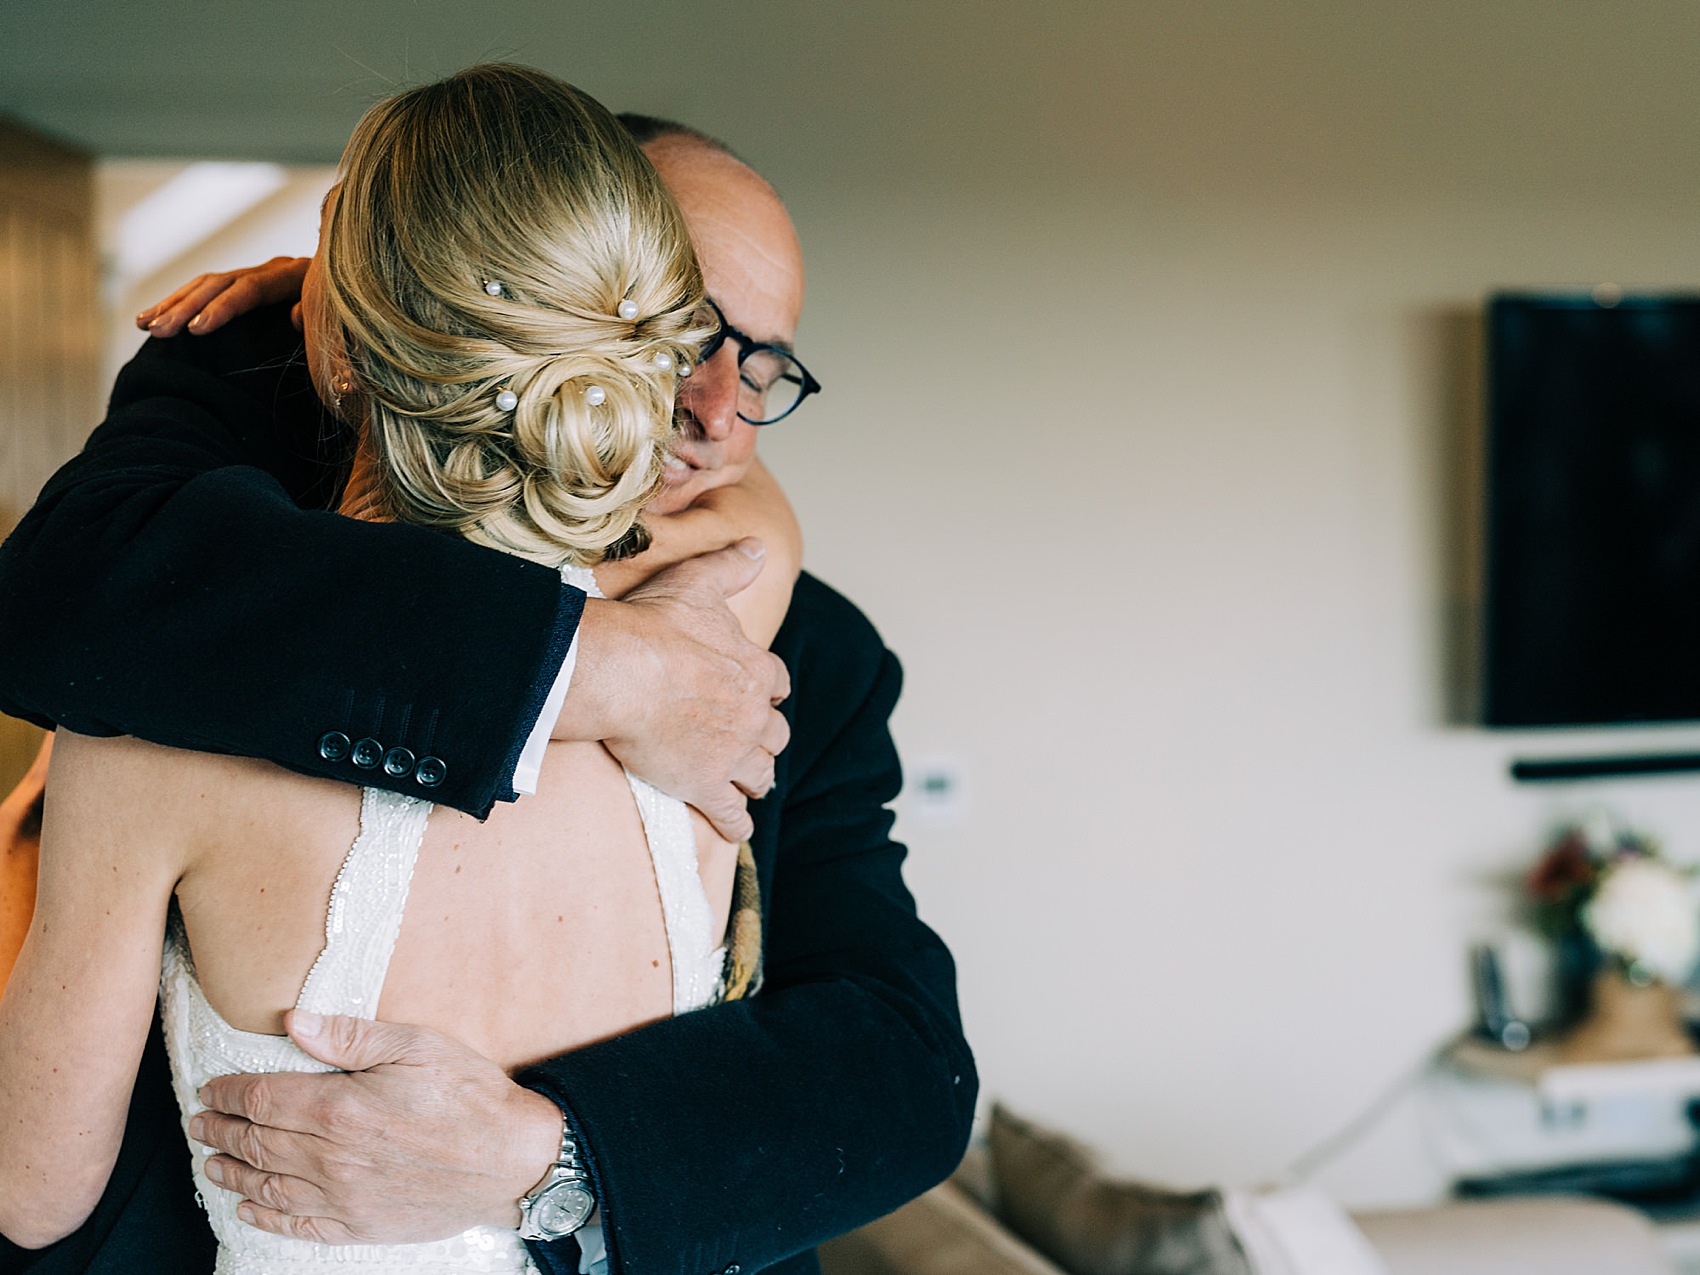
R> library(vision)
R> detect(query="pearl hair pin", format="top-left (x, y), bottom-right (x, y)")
top-left (584, 385), bottom-right (607, 406)
top-left (677, 361), bottom-right (692, 378)
top-left (496, 389), bottom-right (518, 412)
top-left (484, 280), bottom-right (504, 297)
top-left (654, 351), bottom-right (673, 372)
top-left (617, 299), bottom-right (640, 320)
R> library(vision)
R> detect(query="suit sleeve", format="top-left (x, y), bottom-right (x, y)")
top-left (0, 307), bottom-right (582, 819)
top-left (517, 615), bottom-right (977, 1275)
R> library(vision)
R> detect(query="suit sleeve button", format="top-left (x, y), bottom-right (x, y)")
top-left (382, 746), bottom-right (415, 778)
top-left (414, 756), bottom-right (447, 788)
top-left (351, 737), bottom-right (383, 769)
top-left (318, 731), bottom-right (351, 762)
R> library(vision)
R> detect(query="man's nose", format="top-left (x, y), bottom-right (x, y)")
top-left (680, 347), bottom-right (739, 441)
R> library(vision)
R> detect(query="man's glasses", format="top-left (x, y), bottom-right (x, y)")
top-left (694, 298), bottom-right (821, 425)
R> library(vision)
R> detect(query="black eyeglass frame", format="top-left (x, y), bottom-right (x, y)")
top-left (695, 297), bottom-right (822, 424)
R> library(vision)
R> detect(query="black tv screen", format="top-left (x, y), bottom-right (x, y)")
top-left (1484, 292), bottom-right (1700, 727)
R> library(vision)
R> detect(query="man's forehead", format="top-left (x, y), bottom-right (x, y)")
top-left (643, 137), bottom-right (805, 340)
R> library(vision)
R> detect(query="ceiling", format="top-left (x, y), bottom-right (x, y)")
top-left (10, 1), bottom-right (1700, 206)
top-left (1, 0), bottom-right (1025, 189)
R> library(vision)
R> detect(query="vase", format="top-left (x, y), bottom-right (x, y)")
top-left (1558, 969), bottom-right (1695, 1064)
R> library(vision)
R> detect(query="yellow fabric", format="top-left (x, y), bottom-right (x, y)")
top-left (720, 841), bottom-right (763, 1001)
top-left (0, 732), bottom-right (49, 989)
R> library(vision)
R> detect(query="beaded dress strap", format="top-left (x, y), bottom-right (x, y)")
top-left (559, 560), bottom-right (724, 1012)
top-left (295, 787), bottom-right (434, 1019)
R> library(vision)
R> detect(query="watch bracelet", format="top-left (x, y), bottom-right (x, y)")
top-left (517, 1114), bottom-right (593, 1240)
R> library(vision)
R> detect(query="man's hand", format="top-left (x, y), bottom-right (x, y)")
top-left (135, 256), bottom-right (310, 337)
top-left (565, 539), bottom-right (791, 843)
top-left (189, 1011), bottom-right (562, 1244)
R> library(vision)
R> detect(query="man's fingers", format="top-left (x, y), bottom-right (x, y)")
top-left (760, 708), bottom-right (790, 760)
top-left (730, 749), bottom-right (776, 802)
top-left (204, 1155), bottom-right (327, 1216)
top-left (763, 649), bottom-right (791, 705)
top-left (234, 1201), bottom-right (357, 1243)
top-left (286, 1009), bottom-right (433, 1072)
top-left (198, 1069), bottom-right (343, 1136)
top-left (685, 537), bottom-right (767, 599)
top-left (698, 790), bottom-right (755, 844)
top-left (188, 1108), bottom-right (311, 1173)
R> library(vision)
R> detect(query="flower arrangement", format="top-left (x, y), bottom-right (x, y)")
top-left (1527, 820), bottom-right (1700, 987)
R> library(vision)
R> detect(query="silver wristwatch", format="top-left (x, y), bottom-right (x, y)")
top-left (517, 1119), bottom-right (596, 1241)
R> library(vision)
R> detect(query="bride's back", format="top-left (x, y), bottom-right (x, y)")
top-left (100, 734), bottom-right (684, 1070)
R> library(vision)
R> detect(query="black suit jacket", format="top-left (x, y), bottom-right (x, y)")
top-left (0, 304), bottom-right (580, 818)
top-left (0, 308), bottom-right (975, 1275)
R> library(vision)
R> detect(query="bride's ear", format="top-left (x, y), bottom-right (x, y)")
top-left (309, 327), bottom-right (361, 421)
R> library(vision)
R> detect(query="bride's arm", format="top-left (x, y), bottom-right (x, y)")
top-left (0, 733), bottom-right (184, 1248)
top-left (598, 459), bottom-right (803, 647)
top-left (597, 462), bottom-right (801, 910)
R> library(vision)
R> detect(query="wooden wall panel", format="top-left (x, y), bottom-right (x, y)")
top-left (0, 119), bottom-right (97, 798)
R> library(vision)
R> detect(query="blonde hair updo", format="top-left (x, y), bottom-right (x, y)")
top-left (318, 64), bottom-right (712, 566)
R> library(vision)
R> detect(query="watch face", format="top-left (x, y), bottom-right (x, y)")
top-left (536, 1181), bottom-right (595, 1235)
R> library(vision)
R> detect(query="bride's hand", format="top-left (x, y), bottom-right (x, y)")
top-left (135, 256), bottom-right (310, 337)
top-left (190, 1011), bottom-right (563, 1243)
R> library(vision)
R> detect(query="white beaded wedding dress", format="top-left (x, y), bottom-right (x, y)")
top-left (159, 566), bottom-right (727, 1274)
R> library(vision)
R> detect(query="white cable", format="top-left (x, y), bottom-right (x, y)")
top-left (1279, 1033), bottom-right (1465, 1186)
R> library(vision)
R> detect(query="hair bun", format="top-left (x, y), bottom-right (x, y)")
top-left (316, 64), bottom-right (714, 566)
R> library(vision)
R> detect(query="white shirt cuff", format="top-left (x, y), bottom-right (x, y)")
top-left (511, 632), bottom-right (578, 797)
top-left (577, 1216), bottom-right (607, 1274)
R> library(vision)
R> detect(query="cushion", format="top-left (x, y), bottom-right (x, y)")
top-left (988, 1103), bottom-right (1254, 1275)
top-left (818, 1178), bottom-right (1065, 1275)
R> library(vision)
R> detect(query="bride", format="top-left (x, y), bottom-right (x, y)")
top-left (0, 64), bottom-right (796, 1271)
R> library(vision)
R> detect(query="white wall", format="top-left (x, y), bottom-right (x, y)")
top-left (748, 8), bottom-right (1700, 1207)
top-left (64, 0), bottom-right (1700, 1211)
top-left (96, 161), bottom-right (334, 386)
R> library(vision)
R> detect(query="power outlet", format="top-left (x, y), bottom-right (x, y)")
top-left (906, 755), bottom-right (969, 826)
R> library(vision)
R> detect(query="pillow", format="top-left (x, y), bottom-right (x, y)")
top-left (988, 1103), bottom-right (1254, 1275)
top-left (819, 1178), bottom-right (1066, 1275)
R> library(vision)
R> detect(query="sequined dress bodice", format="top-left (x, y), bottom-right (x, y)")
top-left (158, 567), bottom-right (725, 1274)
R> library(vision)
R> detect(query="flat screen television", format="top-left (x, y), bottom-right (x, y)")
top-left (1484, 291), bottom-right (1700, 727)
